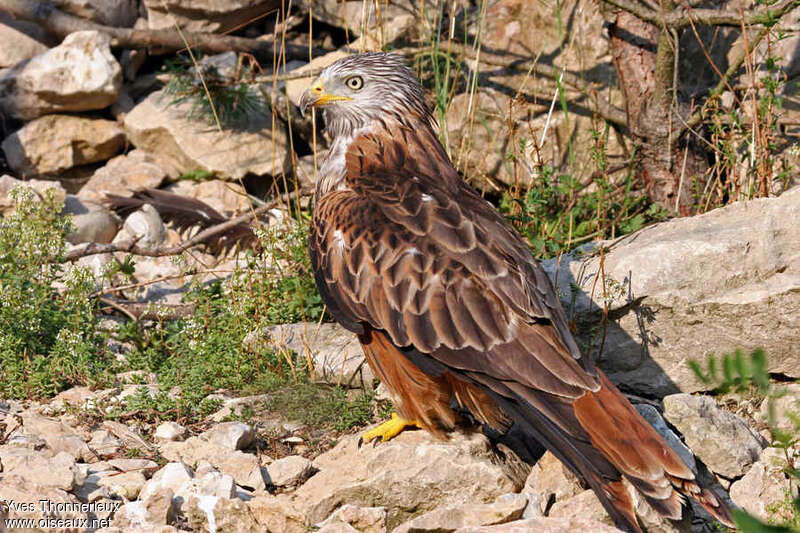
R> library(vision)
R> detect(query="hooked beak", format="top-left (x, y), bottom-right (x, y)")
top-left (299, 78), bottom-right (352, 117)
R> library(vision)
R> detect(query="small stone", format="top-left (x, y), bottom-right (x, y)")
top-left (88, 429), bottom-right (124, 458)
top-left (392, 493), bottom-right (528, 533)
top-left (154, 421), bottom-right (187, 442)
top-left (174, 469), bottom-right (237, 512)
top-left (63, 195), bottom-right (120, 244)
top-left (523, 451), bottom-right (582, 514)
top-left (139, 462), bottom-right (194, 503)
top-left (143, 487), bottom-right (177, 525)
top-left (202, 421), bottom-right (255, 451)
top-left (0, 31), bottom-right (121, 119)
top-left (315, 504), bottom-right (387, 533)
top-left (96, 470), bottom-right (147, 500)
top-left (730, 447), bottom-right (798, 521)
top-left (108, 458), bottom-right (160, 476)
top-left (663, 393), bottom-right (766, 478)
top-left (78, 150), bottom-right (167, 204)
top-left (2, 115), bottom-right (125, 178)
top-left (158, 437), bottom-right (266, 491)
top-left (3, 450), bottom-right (84, 491)
top-left (265, 455), bottom-right (314, 488)
top-left (0, 13), bottom-right (49, 68)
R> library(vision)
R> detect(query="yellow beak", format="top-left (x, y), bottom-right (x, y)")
top-left (299, 79), bottom-right (352, 116)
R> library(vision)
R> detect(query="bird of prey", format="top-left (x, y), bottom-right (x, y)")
top-left (299, 52), bottom-right (733, 532)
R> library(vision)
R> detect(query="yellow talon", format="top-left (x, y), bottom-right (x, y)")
top-left (360, 413), bottom-right (420, 445)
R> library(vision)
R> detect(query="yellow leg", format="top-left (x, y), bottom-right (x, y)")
top-left (359, 412), bottom-right (421, 446)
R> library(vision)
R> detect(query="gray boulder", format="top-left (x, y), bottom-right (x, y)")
top-left (542, 187), bottom-right (800, 396)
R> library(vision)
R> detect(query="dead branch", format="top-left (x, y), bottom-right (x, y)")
top-left (0, 0), bottom-right (325, 60)
top-left (65, 189), bottom-right (310, 261)
top-left (99, 297), bottom-right (196, 321)
top-left (604, 0), bottom-right (798, 29)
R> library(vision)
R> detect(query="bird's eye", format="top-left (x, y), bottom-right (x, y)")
top-left (346, 76), bottom-right (364, 90)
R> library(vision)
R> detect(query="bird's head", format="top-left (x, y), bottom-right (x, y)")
top-left (299, 52), bottom-right (433, 134)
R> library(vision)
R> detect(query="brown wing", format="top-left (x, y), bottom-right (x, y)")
top-left (309, 124), bottom-right (733, 531)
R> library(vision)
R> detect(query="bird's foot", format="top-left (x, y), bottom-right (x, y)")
top-left (358, 412), bottom-right (420, 447)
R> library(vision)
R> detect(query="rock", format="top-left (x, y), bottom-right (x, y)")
top-left (317, 523), bottom-right (360, 533)
top-left (245, 322), bottom-right (375, 388)
top-left (0, 13), bottom-right (49, 68)
top-left (143, 0), bottom-right (281, 33)
top-left (62, 195), bottom-right (120, 244)
top-left (305, 0), bottom-right (414, 38)
top-left (265, 455), bottom-right (314, 489)
top-left (174, 469), bottom-right (237, 513)
top-left (316, 504), bottom-right (387, 533)
top-left (158, 437), bottom-right (266, 491)
top-left (53, 0), bottom-right (138, 27)
top-left (0, 31), bottom-right (121, 119)
top-left (88, 429), bottom-right (124, 458)
top-left (124, 89), bottom-right (290, 181)
top-left (165, 178), bottom-right (251, 215)
top-left (96, 470), bottom-right (148, 500)
top-left (207, 394), bottom-right (269, 423)
top-left (634, 404), bottom-right (696, 473)
top-left (51, 386), bottom-right (97, 411)
top-left (18, 411), bottom-right (93, 461)
top-left (102, 420), bottom-right (154, 452)
top-left (0, 174), bottom-right (67, 215)
top-left (201, 421), bottom-right (255, 451)
top-left (139, 463), bottom-right (195, 503)
top-left (108, 458), bottom-right (160, 476)
top-left (154, 421), bottom-right (187, 442)
top-left (3, 451), bottom-right (84, 491)
top-left (115, 204), bottom-right (167, 252)
top-left (2, 115), bottom-right (125, 179)
top-left (523, 451), bottom-right (583, 515)
top-left (542, 187), bottom-right (800, 396)
top-left (113, 488), bottom-right (176, 529)
top-left (247, 494), bottom-right (306, 533)
top-left (184, 494), bottom-right (260, 533)
top-left (0, 474), bottom-right (89, 526)
top-left (663, 394), bottom-right (766, 478)
top-left (760, 382), bottom-right (800, 432)
top-left (393, 493), bottom-right (528, 532)
top-left (289, 431), bottom-right (521, 529)
top-left (78, 150), bottom-right (168, 204)
top-left (730, 447), bottom-right (798, 521)
top-left (548, 489), bottom-right (610, 525)
top-left (456, 516), bottom-right (624, 532)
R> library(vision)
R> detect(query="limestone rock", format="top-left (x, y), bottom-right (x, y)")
top-left (108, 458), bottom-right (160, 476)
top-left (760, 382), bottom-right (800, 432)
top-left (289, 431), bottom-right (521, 529)
top-left (53, 0), bottom-right (138, 27)
top-left (245, 322), bottom-right (374, 388)
top-left (663, 394), bottom-right (766, 478)
top-left (158, 437), bottom-right (266, 491)
top-left (2, 115), bottom-right (125, 178)
top-left (96, 469), bottom-right (148, 500)
top-left (184, 494), bottom-right (260, 533)
top-left (3, 451), bottom-right (84, 491)
top-left (316, 504), bottom-right (387, 533)
top-left (0, 474), bottom-right (88, 526)
top-left (78, 150), bottom-right (168, 204)
top-left (635, 404), bottom-right (696, 473)
top-left (0, 13), bottom-right (49, 68)
top-left (730, 447), bottom-right (798, 521)
top-left (143, 0), bottom-right (281, 33)
top-left (139, 463), bottom-right (195, 503)
top-left (62, 195), bottom-right (120, 244)
top-left (265, 455), bottom-right (314, 489)
top-left (19, 411), bottom-right (93, 461)
top-left (456, 516), bottom-right (624, 532)
top-left (201, 421), bottom-right (255, 451)
top-left (0, 31), bottom-right (121, 119)
top-left (523, 451), bottom-right (583, 515)
top-left (115, 204), bottom-right (167, 252)
top-left (154, 421), bottom-right (187, 442)
top-left (124, 89), bottom-right (290, 181)
top-left (0, 174), bottom-right (66, 215)
top-left (542, 187), bottom-right (800, 396)
top-left (88, 429), bottom-right (124, 458)
top-left (247, 494), bottom-right (306, 533)
top-left (393, 493), bottom-right (528, 532)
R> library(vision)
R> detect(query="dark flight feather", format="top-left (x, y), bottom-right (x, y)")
top-left (105, 188), bottom-right (258, 254)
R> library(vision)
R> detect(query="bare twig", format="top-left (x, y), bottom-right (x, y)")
top-left (65, 189), bottom-right (310, 261)
top-left (0, 0), bottom-right (325, 60)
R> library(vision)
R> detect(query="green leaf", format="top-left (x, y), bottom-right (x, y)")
top-left (734, 508), bottom-right (798, 532)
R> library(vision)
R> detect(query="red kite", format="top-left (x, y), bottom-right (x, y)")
top-left (300, 52), bottom-right (733, 532)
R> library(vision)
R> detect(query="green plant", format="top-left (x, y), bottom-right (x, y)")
top-left (0, 188), bottom-right (116, 399)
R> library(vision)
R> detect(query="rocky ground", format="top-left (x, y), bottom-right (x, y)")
top-left (1, 0), bottom-right (800, 532)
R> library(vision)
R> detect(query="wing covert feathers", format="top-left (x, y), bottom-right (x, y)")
top-left (310, 119), bottom-right (734, 532)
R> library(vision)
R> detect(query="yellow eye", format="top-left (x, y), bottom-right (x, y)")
top-left (346, 76), bottom-right (364, 90)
